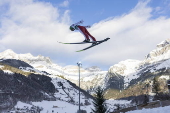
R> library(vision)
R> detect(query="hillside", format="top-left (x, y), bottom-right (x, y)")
top-left (0, 59), bottom-right (94, 112)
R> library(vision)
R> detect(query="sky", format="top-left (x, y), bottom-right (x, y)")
top-left (0, 0), bottom-right (170, 70)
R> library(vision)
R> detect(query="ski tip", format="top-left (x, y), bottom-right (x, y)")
top-left (76, 50), bottom-right (83, 52)
top-left (57, 41), bottom-right (60, 43)
top-left (58, 42), bottom-right (69, 44)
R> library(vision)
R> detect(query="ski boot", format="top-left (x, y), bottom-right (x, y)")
top-left (83, 39), bottom-right (90, 43)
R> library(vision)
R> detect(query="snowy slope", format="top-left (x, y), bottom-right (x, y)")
top-left (14, 99), bottom-right (131, 113)
top-left (127, 106), bottom-right (170, 113)
top-left (0, 59), bottom-right (96, 113)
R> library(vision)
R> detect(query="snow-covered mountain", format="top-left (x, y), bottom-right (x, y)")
top-left (144, 39), bottom-right (170, 63)
top-left (0, 52), bottom-right (130, 113)
top-left (0, 49), bottom-right (100, 76)
top-left (1, 38), bottom-right (170, 96)
top-left (105, 39), bottom-right (170, 99)
top-left (0, 49), bottom-right (62, 74)
top-left (108, 59), bottom-right (141, 88)
top-left (105, 39), bottom-right (170, 88)
top-left (0, 49), bottom-right (108, 92)
top-left (1, 39), bottom-right (170, 112)
top-left (0, 58), bottom-right (96, 113)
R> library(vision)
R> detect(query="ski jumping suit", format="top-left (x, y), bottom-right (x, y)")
top-left (70, 21), bottom-right (96, 41)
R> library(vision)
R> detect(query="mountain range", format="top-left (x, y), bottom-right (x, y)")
top-left (0, 39), bottom-right (170, 112)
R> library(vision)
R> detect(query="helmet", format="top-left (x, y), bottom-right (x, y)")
top-left (70, 26), bottom-right (75, 31)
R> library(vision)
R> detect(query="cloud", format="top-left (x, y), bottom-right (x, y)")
top-left (0, 0), bottom-right (170, 69)
top-left (80, 0), bottom-right (170, 67)
top-left (0, 0), bottom-right (73, 53)
top-left (59, 0), bottom-right (69, 7)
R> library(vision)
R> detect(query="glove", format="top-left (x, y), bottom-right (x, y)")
top-left (79, 20), bottom-right (84, 23)
top-left (86, 25), bottom-right (91, 28)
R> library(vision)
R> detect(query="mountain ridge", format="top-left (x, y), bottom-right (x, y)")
top-left (0, 39), bottom-right (170, 112)
top-left (0, 38), bottom-right (170, 98)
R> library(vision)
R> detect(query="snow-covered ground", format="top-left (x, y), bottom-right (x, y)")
top-left (13, 99), bottom-right (131, 113)
top-left (127, 106), bottom-right (170, 113)
top-left (106, 99), bottom-right (132, 112)
top-left (13, 99), bottom-right (170, 113)
top-left (32, 100), bottom-right (93, 113)
top-left (13, 101), bottom-right (92, 113)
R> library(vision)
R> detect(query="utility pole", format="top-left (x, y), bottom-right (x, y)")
top-left (77, 62), bottom-right (82, 113)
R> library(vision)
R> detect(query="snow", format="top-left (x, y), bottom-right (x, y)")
top-left (159, 75), bottom-right (170, 80)
top-left (3, 70), bottom-right (14, 74)
top-left (15, 101), bottom-right (32, 108)
top-left (12, 100), bottom-right (170, 113)
top-left (19, 66), bottom-right (46, 75)
top-left (127, 106), bottom-right (170, 113)
top-left (156, 59), bottom-right (170, 70)
top-left (106, 99), bottom-right (131, 112)
top-left (0, 65), bottom-right (4, 68)
top-left (13, 75), bottom-right (95, 113)
top-left (82, 72), bottom-right (107, 82)
top-left (32, 100), bottom-right (93, 113)
top-left (14, 99), bottom-right (132, 113)
top-left (157, 39), bottom-right (170, 47)
top-left (109, 59), bottom-right (141, 88)
top-left (110, 59), bottom-right (141, 76)
top-left (146, 45), bottom-right (170, 64)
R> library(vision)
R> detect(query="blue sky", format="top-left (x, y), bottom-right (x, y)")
top-left (0, 0), bottom-right (170, 70)
top-left (38, 0), bottom-right (139, 24)
top-left (37, 0), bottom-right (170, 24)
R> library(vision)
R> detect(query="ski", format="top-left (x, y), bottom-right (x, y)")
top-left (58, 41), bottom-right (87, 44)
top-left (58, 38), bottom-right (110, 44)
top-left (76, 38), bottom-right (110, 52)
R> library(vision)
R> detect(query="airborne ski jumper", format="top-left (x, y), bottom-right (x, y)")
top-left (69, 20), bottom-right (97, 45)
top-left (58, 20), bottom-right (110, 52)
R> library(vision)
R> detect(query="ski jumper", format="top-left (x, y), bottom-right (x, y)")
top-left (70, 21), bottom-right (96, 41)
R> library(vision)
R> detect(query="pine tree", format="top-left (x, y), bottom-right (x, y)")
top-left (91, 87), bottom-right (107, 113)
top-left (152, 77), bottom-right (159, 94)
